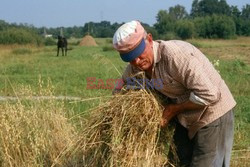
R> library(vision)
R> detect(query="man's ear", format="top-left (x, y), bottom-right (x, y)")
top-left (147, 33), bottom-right (153, 42)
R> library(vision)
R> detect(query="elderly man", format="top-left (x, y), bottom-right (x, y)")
top-left (112, 20), bottom-right (236, 167)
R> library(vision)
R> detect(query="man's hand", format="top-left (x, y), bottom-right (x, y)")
top-left (160, 105), bottom-right (177, 128)
top-left (160, 100), bottom-right (206, 128)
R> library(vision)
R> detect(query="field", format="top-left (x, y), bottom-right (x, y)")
top-left (0, 37), bottom-right (249, 166)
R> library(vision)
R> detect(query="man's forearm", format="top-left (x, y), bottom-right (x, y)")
top-left (161, 100), bottom-right (206, 127)
top-left (171, 100), bottom-right (206, 115)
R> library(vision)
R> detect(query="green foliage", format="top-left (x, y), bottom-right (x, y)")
top-left (0, 27), bottom-right (43, 45)
top-left (44, 37), bottom-right (56, 46)
top-left (193, 16), bottom-right (212, 38)
top-left (232, 59), bottom-right (247, 72)
top-left (142, 23), bottom-right (159, 40)
top-left (81, 21), bottom-right (121, 38)
top-left (241, 19), bottom-right (250, 36)
top-left (191, 0), bottom-right (231, 17)
top-left (194, 15), bottom-right (236, 39)
top-left (169, 5), bottom-right (188, 20)
top-left (159, 32), bottom-right (179, 40)
top-left (154, 10), bottom-right (176, 34)
top-left (0, 20), bottom-right (9, 31)
top-left (176, 20), bottom-right (195, 39)
top-left (210, 15), bottom-right (236, 39)
top-left (154, 2), bottom-right (238, 39)
top-left (241, 4), bottom-right (250, 20)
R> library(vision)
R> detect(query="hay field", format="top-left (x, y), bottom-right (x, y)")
top-left (0, 37), bottom-right (249, 166)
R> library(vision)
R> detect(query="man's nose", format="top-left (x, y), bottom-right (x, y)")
top-left (134, 57), bottom-right (141, 64)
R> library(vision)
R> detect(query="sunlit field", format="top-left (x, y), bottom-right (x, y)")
top-left (0, 37), bottom-right (249, 166)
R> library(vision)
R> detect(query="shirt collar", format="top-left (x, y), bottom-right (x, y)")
top-left (153, 41), bottom-right (161, 66)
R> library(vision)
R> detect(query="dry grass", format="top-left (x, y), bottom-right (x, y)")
top-left (231, 149), bottom-right (250, 167)
top-left (0, 79), bottom-right (84, 167)
top-left (0, 94), bottom-right (78, 166)
top-left (188, 37), bottom-right (250, 64)
top-left (0, 79), bottom-right (175, 167)
top-left (76, 88), bottom-right (175, 167)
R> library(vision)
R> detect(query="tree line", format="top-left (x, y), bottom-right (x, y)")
top-left (155, 0), bottom-right (250, 39)
top-left (0, 0), bottom-right (250, 45)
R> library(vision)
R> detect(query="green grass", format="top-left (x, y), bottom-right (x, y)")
top-left (0, 45), bottom-right (126, 97)
top-left (12, 48), bottom-right (32, 55)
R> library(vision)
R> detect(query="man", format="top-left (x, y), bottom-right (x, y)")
top-left (112, 20), bottom-right (236, 167)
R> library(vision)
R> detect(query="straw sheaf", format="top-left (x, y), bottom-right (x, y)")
top-left (80, 89), bottom-right (174, 167)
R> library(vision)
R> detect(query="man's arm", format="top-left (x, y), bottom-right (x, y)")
top-left (160, 100), bottom-right (206, 127)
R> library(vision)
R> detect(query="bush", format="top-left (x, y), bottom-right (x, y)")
top-left (0, 27), bottom-right (43, 45)
top-left (194, 16), bottom-right (213, 38)
top-left (241, 19), bottom-right (250, 36)
top-left (210, 15), bottom-right (236, 39)
top-left (194, 15), bottom-right (236, 39)
top-left (159, 32), bottom-right (179, 40)
top-left (176, 20), bottom-right (195, 39)
top-left (44, 37), bottom-right (56, 46)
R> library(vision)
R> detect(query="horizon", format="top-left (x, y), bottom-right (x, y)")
top-left (0, 0), bottom-right (249, 28)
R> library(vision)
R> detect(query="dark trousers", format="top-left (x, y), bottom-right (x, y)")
top-left (169, 110), bottom-right (234, 167)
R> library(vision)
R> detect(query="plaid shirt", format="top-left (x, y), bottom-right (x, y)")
top-left (120, 40), bottom-right (236, 139)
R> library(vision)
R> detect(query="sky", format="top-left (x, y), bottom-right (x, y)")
top-left (0, 0), bottom-right (249, 28)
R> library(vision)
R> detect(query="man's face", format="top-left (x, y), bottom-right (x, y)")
top-left (129, 37), bottom-right (154, 71)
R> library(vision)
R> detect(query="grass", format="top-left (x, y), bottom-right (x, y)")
top-left (0, 44), bottom-right (126, 97)
top-left (79, 89), bottom-right (173, 167)
top-left (0, 85), bottom-right (83, 166)
top-left (0, 37), bottom-right (250, 166)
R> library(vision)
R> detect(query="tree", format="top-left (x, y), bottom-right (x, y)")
top-left (239, 4), bottom-right (250, 36)
top-left (230, 6), bottom-right (242, 35)
top-left (197, 0), bottom-right (220, 16)
top-left (154, 10), bottom-right (176, 34)
top-left (169, 5), bottom-right (188, 20)
top-left (218, 0), bottom-right (231, 16)
top-left (210, 15), bottom-right (236, 38)
top-left (191, 0), bottom-right (199, 18)
top-left (190, 0), bottom-right (231, 17)
top-left (194, 15), bottom-right (236, 39)
top-left (230, 5), bottom-right (241, 18)
top-left (194, 16), bottom-right (212, 38)
top-left (0, 20), bottom-right (9, 30)
top-left (176, 20), bottom-right (195, 39)
top-left (241, 4), bottom-right (250, 20)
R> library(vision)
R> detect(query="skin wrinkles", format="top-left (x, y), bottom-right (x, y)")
top-left (130, 34), bottom-right (154, 74)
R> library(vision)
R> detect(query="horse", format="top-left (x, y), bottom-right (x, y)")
top-left (57, 35), bottom-right (68, 56)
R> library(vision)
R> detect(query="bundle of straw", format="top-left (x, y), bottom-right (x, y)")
top-left (79, 89), bottom-right (174, 167)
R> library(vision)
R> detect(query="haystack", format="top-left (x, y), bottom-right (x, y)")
top-left (78, 89), bottom-right (175, 167)
top-left (79, 35), bottom-right (98, 46)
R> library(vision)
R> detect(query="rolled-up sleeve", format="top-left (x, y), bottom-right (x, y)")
top-left (189, 92), bottom-right (209, 105)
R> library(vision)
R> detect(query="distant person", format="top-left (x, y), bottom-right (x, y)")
top-left (57, 35), bottom-right (67, 56)
top-left (112, 20), bottom-right (236, 167)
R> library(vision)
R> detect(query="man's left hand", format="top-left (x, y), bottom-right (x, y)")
top-left (160, 105), bottom-right (177, 128)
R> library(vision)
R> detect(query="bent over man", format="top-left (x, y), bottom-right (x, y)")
top-left (112, 20), bottom-right (236, 167)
